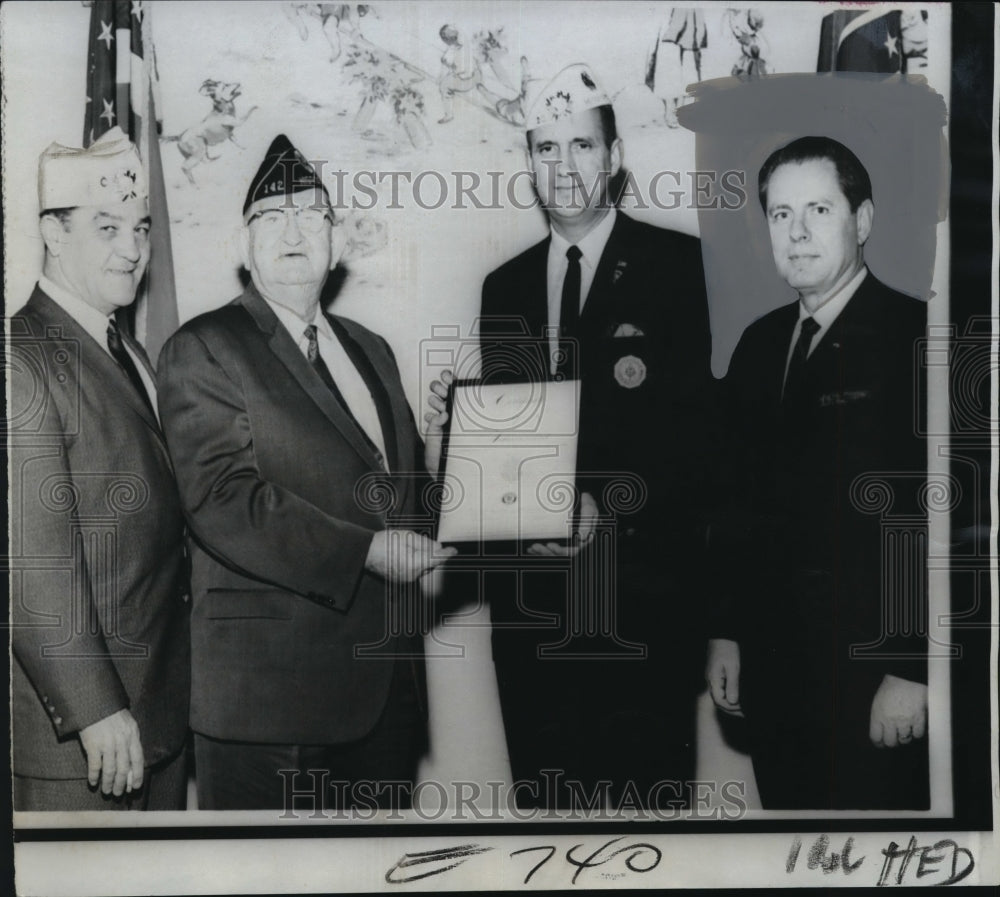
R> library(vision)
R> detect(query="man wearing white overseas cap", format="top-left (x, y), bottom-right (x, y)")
top-left (428, 64), bottom-right (717, 809)
top-left (10, 127), bottom-right (191, 810)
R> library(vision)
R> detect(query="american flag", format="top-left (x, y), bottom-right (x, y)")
top-left (84, 0), bottom-right (178, 366)
top-left (817, 9), bottom-right (905, 74)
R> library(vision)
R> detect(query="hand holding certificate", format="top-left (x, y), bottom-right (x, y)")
top-left (432, 377), bottom-right (581, 544)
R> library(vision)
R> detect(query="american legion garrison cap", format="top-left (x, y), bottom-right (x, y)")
top-left (524, 63), bottom-right (612, 131)
top-left (38, 126), bottom-right (148, 210)
top-left (243, 134), bottom-right (330, 216)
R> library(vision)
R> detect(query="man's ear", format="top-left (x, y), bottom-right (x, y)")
top-left (609, 137), bottom-right (624, 178)
top-left (329, 221), bottom-right (348, 270)
top-left (855, 198), bottom-right (874, 245)
top-left (238, 225), bottom-right (251, 270)
top-left (39, 215), bottom-right (68, 257)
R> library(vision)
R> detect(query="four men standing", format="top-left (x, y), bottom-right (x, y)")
top-left (9, 90), bottom-right (929, 813)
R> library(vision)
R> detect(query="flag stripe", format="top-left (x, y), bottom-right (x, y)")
top-left (84, 0), bottom-right (178, 362)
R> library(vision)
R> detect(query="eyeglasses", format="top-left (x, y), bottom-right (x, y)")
top-left (247, 207), bottom-right (334, 234)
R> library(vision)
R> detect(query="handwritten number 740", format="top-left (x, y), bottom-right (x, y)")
top-left (511, 838), bottom-right (662, 885)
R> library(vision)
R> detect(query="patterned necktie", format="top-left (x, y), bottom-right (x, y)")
top-left (557, 245), bottom-right (583, 379)
top-left (783, 315), bottom-right (821, 404)
top-left (106, 320), bottom-right (154, 414)
top-left (304, 324), bottom-right (385, 468)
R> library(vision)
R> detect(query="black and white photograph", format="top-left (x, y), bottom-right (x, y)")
top-left (2, 1), bottom-right (996, 893)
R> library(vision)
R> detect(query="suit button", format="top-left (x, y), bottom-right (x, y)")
top-left (53, 716), bottom-right (63, 726)
top-left (625, 527), bottom-right (636, 537)
top-left (181, 593), bottom-right (190, 603)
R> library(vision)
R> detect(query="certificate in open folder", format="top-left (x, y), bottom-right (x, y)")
top-left (435, 379), bottom-right (580, 543)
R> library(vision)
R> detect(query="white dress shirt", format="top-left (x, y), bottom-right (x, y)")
top-left (545, 208), bottom-right (617, 375)
top-left (39, 274), bottom-right (159, 416)
top-left (783, 266), bottom-right (869, 387)
top-left (266, 299), bottom-right (389, 469)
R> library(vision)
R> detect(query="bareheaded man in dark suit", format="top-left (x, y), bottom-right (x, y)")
top-left (707, 136), bottom-right (929, 809)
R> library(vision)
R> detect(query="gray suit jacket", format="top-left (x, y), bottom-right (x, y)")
top-left (9, 287), bottom-right (190, 779)
top-left (156, 284), bottom-right (430, 746)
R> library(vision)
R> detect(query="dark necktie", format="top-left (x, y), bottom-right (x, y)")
top-left (106, 320), bottom-right (155, 415)
top-left (557, 244), bottom-right (582, 379)
top-left (304, 324), bottom-right (386, 468)
top-left (783, 315), bottom-right (821, 404)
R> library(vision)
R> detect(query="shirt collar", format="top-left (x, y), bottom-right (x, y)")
top-left (264, 298), bottom-right (333, 344)
top-left (39, 274), bottom-right (114, 352)
top-left (800, 265), bottom-right (868, 329)
top-left (549, 207), bottom-right (617, 268)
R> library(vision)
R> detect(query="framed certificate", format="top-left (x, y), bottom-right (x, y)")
top-left (435, 379), bottom-right (581, 543)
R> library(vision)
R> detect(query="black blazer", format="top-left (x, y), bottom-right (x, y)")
top-left (479, 212), bottom-right (717, 564)
top-left (713, 273), bottom-right (928, 686)
top-left (157, 285), bottom-right (429, 745)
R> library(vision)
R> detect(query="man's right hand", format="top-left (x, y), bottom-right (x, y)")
top-left (78, 708), bottom-right (144, 796)
top-left (706, 638), bottom-right (744, 717)
top-left (365, 530), bottom-right (457, 583)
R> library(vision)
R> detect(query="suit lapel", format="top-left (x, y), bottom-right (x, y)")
top-left (797, 275), bottom-right (887, 393)
top-left (28, 289), bottom-right (166, 444)
top-left (519, 239), bottom-right (552, 380)
top-left (121, 326), bottom-right (158, 381)
top-left (812, 275), bottom-right (884, 359)
top-left (503, 238), bottom-right (551, 381)
top-left (239, 286), bottom-right (383, 471)
top-left (764, 303), bottom-right (800, 408)
top-left (581, 213), bottom-right (630, 327)
top-left (329, 316), bottom-right (399, 473)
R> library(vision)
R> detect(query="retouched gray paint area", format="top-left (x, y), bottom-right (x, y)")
top-left (680, 73), bottom-right (948, 375)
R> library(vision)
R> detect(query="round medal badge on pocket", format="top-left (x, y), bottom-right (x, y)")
top-left (613, 354), bottom-right (647, 389)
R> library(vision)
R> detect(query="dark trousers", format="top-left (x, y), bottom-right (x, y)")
top-left (744, 657), bottom-right (930, 810)
top-left (749, 714), bottom-right (930, 810)
top-left (14, 748), bottom-right (188, 811)
top-left (495, 654), bottom-right (697, 811)
top-left (740, 571), bottom-right (931, 811)
top-left (194, 657), bottom-right (425, 811)
top-left (490, 559), bottom-right (702, 811)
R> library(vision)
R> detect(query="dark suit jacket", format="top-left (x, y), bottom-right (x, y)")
top-left (479, 213), bottom-right (716, 665)
top-left (157, 284), bottom-right (429, 746)
top-left (9, 287), bottom-right (190, 780)
top-left (713, 272), bottom-right (928, 709)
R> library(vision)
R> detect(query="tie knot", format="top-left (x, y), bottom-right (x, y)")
top-left (800, 316), bottom-right (820, 339)
top-left (566, 245), bottom-right (582, 263)
top-left (304, 324), bottom-right (318, 341)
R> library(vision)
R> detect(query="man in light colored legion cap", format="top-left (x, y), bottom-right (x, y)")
top-left (157, 134), bottom-right (454, 811)
top-left (428, 62), bottom-right (717, 810)
top-left (9, 127), bottom-right (191, 810)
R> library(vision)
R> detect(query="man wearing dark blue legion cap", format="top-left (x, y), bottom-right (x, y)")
top-left (158, 134), bottom-right (454, 810)
top-left (242, 133), bottom-right (330, 214)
